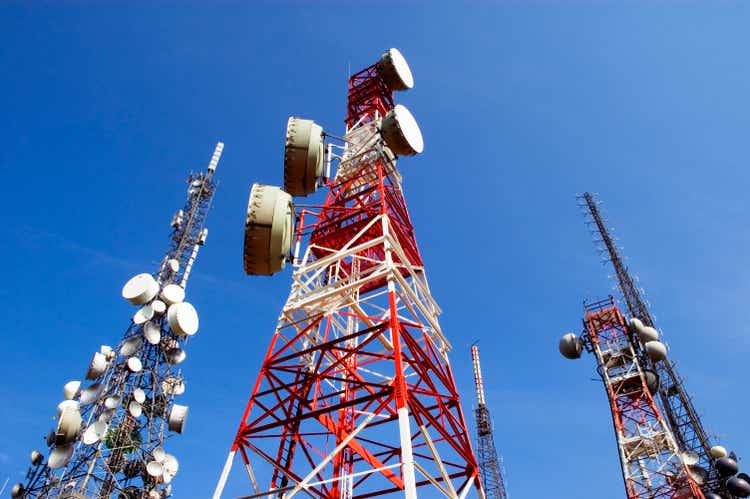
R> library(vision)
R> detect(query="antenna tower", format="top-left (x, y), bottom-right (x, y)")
top-left (13, 143), bottom-right (223, 499)
top-left (212, 48), bottom-right (482, 499)
top-left (565, 298), bottom-right (704, 498)
top-left (471, 345), bottom-right (508, 499)
top-left (574, 192), bottom-right (749, 499)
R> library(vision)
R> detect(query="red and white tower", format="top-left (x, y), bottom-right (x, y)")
top-left (561, 297), bottom-right (704, 499)
top-left (212, 48), bottom-right (481, 499)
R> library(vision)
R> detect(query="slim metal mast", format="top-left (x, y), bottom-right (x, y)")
top-left (577, 192), bottom-right (720, 494)
top-left (471, 345), bottom-right (508, 499)
top-left (14, 143), bottom-right (223, 499)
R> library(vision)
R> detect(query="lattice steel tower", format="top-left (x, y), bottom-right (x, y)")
top-left (13, 143), bottom-right (223, 499)
top-left (471, 345), bottom-right (508, 499)
top-left (212, 48), bottom-right (482, 499)
top-left (559, 192), bottom-right (750, 499)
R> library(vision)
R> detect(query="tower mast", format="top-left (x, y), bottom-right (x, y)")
top-left (577, 192), bottom-right (733, 497)
top-left (471, 345), bottom-right (508, 499)
top-left (213, 48), bottom-right (481, 499)
top-left (14, 142), bottom-right (223, 499)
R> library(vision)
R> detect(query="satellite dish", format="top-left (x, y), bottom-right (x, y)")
top-left (283, 117), bottom-right (324, 197)
top-left (638, 326), bottom-right (659, 343)
top-left (133, 304), bottom-right (154, 325)
top-left (56, 408), bottom-right (82, 444)
top-left (380, 104), bottom-right (424, 156)
top-left (377, 48), bottom-right (414, 91)
top-left (165, 348), bottom-right (186, 365)
top-left (48, 443), bottom-right (74, 469)
top-left (168, 404), bottom-right (189, 434)
top-left (146, 460), bottom-right (164, 479)
top-left (127, 356), bottom-right (143, 373)
top-left (167, 302), bottom-right (199, 336)
top-left (80, 382), bottom-right (104, 405)
top-left (643, 369), bottom-right (660, 393)
top-left (104, 395), bottom-right (122, 409)
top-left (99, 408), bottom-right (116, 423)
top-left (160, 284), bottom-right (185, 306)
top-left (143, 321), bottom-right (161, 345)
top-left (728, 476), bottom-right (750, 497)
top-left (63, 380), bottom-right (81, 400)
top-left (82, 421), bottom-right (108, 445)
top-left (681, 451), bottom-right (700, 466)
top-left (133, 388), bottom-right (146, 404)
top-left (153, 446), bottom-right (166, 463)
top-left (644, 341), bottom-right (667, 362)
top-left (711, 445), bottom-right (728, 458)
top-left (122, 273), bottom-right (159, 305)
top-left (168, 258), bottom-right (180, 273)
top-left (57, 399), bottom-right (80, 417)
top-left (86, 352), bottom-right (109, 380)
top-left (716, 456), bottom-right (739, 477)
top-left (100, 344), bottom-right (115, 359)
top-left (559, 333), bottom-right (583, 359)
top-left (46, 429), bottom-right (56, 447)
top-left (11, 483), bottom-right (25, 498)
top-left (163, 454), bottom-right (179, 483)
top-left (121, 336), bottom-right (142, 357)
top-left (128, 401), bottom-right (143, 418)
top-left (243, 183), bottom-right (294, 276)
top-left (151, 300), bottom-right (167, 315)
top-left (628, 317), bottom-right (644, 331)
top-left (30, 450), bottom-right (44, 466)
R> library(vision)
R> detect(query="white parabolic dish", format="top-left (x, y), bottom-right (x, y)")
top-left (48, 443), bottom-right (74, 469)
top-left (378, 48), bottom-right (414, 91)
top-left (143, 321), bottom-right (161, 345)
top-left (82, 421), bottom-right (108, 445)
top-left (121, 273), bottom-right (159, 305)
top-left (63, 380), bottom-right (81, 400)
top-left (80, 383), bottom-right (104, 405)
top-left (160, 284), bottom-right (185, 306)
top-left (167, 302), bottom-right (199, 336)
top-left (381, 104), bottom-right (424, 156)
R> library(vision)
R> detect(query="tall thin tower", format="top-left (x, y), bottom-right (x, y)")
top-left (14, 143), bottom-right (223, 499)
top-left (212, 48), bottom-right (481, 499)
top-left (577, 192), bottom-right (724, 495)
top-left (471, 345), bottom-right (508, 499)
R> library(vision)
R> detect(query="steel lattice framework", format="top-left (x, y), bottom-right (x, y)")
top-left (578, 192), bottom-right (725, 496)
top-left (581, 298), bottom-right (704, 499)
top-left (18, 143), bottom-right (223, 499)
top-left (213, 57), bottom-right (481, 499)
top-left (470, 346), bottom-right (508, 499)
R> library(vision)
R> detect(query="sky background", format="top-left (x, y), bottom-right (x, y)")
top-left (2, 2), bottom-right (750, 498)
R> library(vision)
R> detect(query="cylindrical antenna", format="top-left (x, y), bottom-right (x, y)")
top-left (471, 344), bottom-right (486, 406)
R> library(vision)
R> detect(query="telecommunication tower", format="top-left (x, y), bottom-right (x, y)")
top-left (470, 345), bottom-right (508, 499)
top-left (562, 298), bottom-right (704, 498)
top-left (212, 48), bottom-right (482, 499)
top-left (558, 192), bottom-right (750, 499)
top-left (13, 143), bottom-right (223, 499)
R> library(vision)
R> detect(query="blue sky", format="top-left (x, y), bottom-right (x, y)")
top-left (2, 3), bottom-right (750, 498)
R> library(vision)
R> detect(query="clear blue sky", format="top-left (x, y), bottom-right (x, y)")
top-left (2, 3), bottom-right (749, 498)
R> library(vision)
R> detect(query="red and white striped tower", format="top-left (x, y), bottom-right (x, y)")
top-left (212, 49), bottom-right (481, 499)
top-left (562, 297), bottom-right (704, 499)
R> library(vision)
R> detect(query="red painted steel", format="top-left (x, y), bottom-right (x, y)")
top-left (584, 300), bottom-right (704, 499)
top-left (226, 58), bottom-right (480, 499)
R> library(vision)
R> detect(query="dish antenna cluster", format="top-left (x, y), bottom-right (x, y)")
top-left (14, 143), bottom-right (222, 499)
top-left (214, 48), bottom-right (482, 499)
top-left (558, 192), bottom-right (748, 498)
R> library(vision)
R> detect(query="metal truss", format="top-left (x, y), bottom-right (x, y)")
top-left (582, 298), bottom-right (703, 499)
top-left (19, 143), bottom-right (222, 499)
top-left (578, 192), bottom-right (725, 496)
top-left (213, 61), bottom-right (480, 499)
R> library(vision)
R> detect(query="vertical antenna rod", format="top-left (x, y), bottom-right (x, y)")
top-left (472, 345), bottom-right (508, 499)
top-left (578, 192), bottom-right (718, 493)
